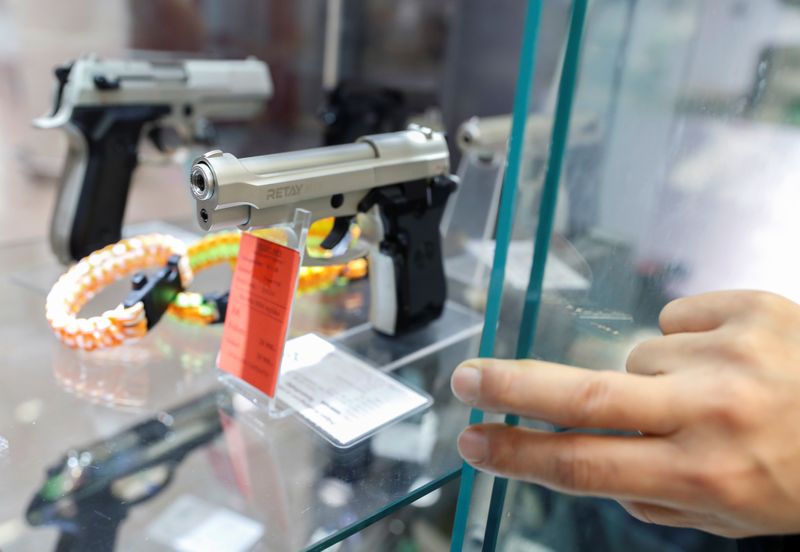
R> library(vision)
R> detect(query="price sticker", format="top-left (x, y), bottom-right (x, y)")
top-left (218, 232), bottom-right (300, 397)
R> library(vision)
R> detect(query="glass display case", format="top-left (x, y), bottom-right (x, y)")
top-left (453, 0), bottom-right (800, 551)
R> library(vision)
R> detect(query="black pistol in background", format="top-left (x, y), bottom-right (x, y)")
top-left (188, 126), bottom-right (457, 336)
top-left (34, 55), bottom-right (272, 264)
top-left (318, 82), bottom-right (408, 146)
top-left (26, 391), bottom-right (229, 552)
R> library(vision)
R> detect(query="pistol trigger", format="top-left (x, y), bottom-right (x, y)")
top-left (320, 216), bottom-right (354, 250)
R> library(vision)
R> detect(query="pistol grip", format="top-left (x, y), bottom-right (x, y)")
top-left (365, 177), bottom-right (456, 336)
top-left (50, 105), bottom-right (170, 263)
top-left (368, 215), bottom-right (448, 336)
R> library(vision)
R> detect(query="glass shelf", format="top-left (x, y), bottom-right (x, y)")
top-left (0, 232), bottom-right (481, 552)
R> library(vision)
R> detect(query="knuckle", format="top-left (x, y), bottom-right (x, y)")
top-left (684, 463), bottom-right (728, 502)
top-left (703, 377), bottom-right (761, 428)
top-left (678, 453), bottom-right (756, 513)
top-left (694, 460), bottom-right (750, 511)
top-left (717, 481), bottom-right (750, 512)
top-left (549, 439), bottom-right (599, 492)
top-left (715, 329), bottom-right (769, 367)
top-left (567, 376), bottom-right (611, 427)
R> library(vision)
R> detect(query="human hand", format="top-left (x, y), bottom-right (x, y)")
top-left (451, 291), bottom-right (800, 537)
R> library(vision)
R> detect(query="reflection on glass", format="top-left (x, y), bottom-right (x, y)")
top-left (26, 391), bottom-right (229, 551)
top-left (51, 316), bottom-right (224, 411)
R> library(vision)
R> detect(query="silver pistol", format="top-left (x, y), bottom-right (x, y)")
top-left (188, 127), bottom-right (457, 336)
top-left (35, 54), bottom-right (272, 263)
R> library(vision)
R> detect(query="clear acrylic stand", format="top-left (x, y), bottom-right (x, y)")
top-left (218, 208), bottom-right (312, 419)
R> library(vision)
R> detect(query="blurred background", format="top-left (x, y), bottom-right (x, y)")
top-left (3, 0), bottom-right (800, 551)
top-left (0, 0), bottom-right (541, 247)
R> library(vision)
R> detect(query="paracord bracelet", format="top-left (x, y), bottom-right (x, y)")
top-left (46, 234), bottom-right (191, 351)
top-left (48, 229), bottom-right (369, 349)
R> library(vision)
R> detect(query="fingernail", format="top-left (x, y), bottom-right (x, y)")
top-left (458, 429), bottom-right (488, 464)
top-left (451, 364), bottom-right (481, 404)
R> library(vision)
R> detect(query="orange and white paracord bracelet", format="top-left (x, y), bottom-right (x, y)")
top-left (45, 234), bottom-right (192, 351)
top-left (46, 226), bottom-right (369, 351)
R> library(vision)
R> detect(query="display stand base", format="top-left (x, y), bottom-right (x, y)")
top-left (219, 301), bottom-right (484, 425)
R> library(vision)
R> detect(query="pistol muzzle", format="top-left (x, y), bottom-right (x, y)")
top-left (190, 162), bottom-right (216, 201)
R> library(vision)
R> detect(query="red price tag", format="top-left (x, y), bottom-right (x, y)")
top-left (218, 232), bottom-right (300, 397)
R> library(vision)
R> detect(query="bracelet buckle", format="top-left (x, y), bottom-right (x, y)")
top-left (203, 291), bottom-right (229, 324)
top-left (124, 255), bottom-right (185, 329)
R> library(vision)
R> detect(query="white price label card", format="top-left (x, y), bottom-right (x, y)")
top-left (277, 334), bottom-right (432, 447)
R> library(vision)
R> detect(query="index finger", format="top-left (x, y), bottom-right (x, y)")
top-left (451, 358), bottom-right (682, 434)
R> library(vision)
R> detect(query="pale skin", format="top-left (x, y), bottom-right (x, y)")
top-left (451, 290), bottom-right (800, 538)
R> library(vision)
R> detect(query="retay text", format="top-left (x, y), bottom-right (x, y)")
top-left (265, 183), bottom-right (303, 201)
